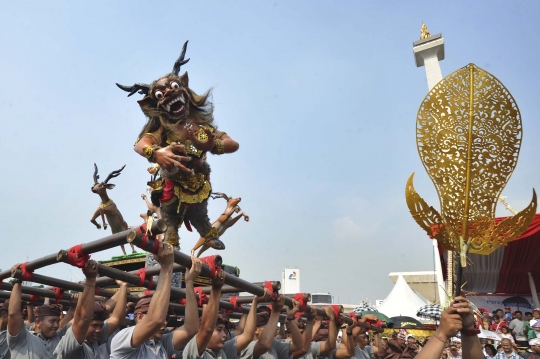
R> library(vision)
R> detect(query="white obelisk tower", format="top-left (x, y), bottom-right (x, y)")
top-left (413, 23), bottom-right (445, 90)
top-left (413, 23), bottom-right (447, 303)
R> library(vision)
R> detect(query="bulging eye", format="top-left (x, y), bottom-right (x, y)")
top-left (155, 91), bottom-right (164, 99)
top-left (171, 82), bottom-right (180, 89)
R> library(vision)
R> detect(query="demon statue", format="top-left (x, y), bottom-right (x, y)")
top-left (116, 41), bottom-right (239, 256)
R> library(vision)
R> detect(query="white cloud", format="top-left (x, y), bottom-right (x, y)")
top-left (332, 216), bottom-right (365, 239)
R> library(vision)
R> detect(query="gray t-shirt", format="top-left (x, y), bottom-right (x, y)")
top-left (53, 322), bottom-right (109, 359)
top-left (296, 342), bottom-right (322, 359)
top-left (509, 319), bottom-right (526, 341)
top-left (97, 326), bottom-right (120, 359)
top-left (183, 335), bottom-right (238, 359)
top-left (7, 323), bottom-right (68, 359)
top-left (246, 339), bottom-right (290, 359)
top-left (0, 330), bottom-right (10, 359)
top-left (110, 325), bottom-right (177, 359)
top-left (352, 346), bottom-right (373, 359)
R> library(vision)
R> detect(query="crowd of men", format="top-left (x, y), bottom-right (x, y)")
top-left (0, 242), bottom-right (491, 359)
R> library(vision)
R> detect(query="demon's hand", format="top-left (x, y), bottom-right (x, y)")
top-left (154, 144), bottom-right (191, 174)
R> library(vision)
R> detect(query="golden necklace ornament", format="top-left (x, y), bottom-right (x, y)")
top-left (405, 63), bottom-right (537, 268)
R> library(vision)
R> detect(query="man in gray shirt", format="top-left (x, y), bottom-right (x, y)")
top-left (183, 280), bottom-right (272, 359)
top-left (0, 301), bottom-right (9, 359)
top-left (110, 244), bottom-right (202, 359)
top-left (509, 311), bottom-right (527, 346)
top-left (241, 295), bottom-right (303, 359)
top-left (7, 268), bottom-right (69, 359)
top-left (53, 260), bottom-right (128, 359)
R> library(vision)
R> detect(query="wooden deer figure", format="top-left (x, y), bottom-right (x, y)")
top-left (90, 164), bottom-right (136, 255)
top-left (191, 192), bottom-right (249, 257)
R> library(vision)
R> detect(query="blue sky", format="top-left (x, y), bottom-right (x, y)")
top-left (1, 1), bottom-right (539, 304)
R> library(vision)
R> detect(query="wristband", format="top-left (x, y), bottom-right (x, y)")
top-left (11, 278), bottom-right (21, 284)
top-left (346, 331), bottom-right (353, 336)
top-left (286, 316), bottom-right (295, 322)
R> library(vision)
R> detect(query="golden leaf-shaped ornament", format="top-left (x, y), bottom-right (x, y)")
top-left (406, 63), bottom-right (536, 255)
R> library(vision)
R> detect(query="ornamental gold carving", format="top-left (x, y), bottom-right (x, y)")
top-left (406, 63), bottom-right (537, 256)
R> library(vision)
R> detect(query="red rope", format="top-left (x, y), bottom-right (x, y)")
top-left (95, 287), bottom-right (100, 295)
top-left (200, 255), bottom-right (221, 279)
top-left (264, 281), bottom-right (277, 301)
top-left (194, 287), bottom-right (208, 307)
top-left (293, 293), bottom-right (307, 312)
top-left (229, 296), bottom-right (243, 312)
top-left (65, 244), bottom-right (90, 268)
top-left (53, 287), bottom-right (64, 303)
top-left (29, 294), bottom-right (40, 303)
top-left (144, 290), bottom-right (151, 297)
top-left (135, 268), bottom-right (154, 289)
top-left (20, 262), bottom-right (34, 281)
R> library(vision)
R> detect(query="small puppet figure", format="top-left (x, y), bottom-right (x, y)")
top-left (90, 164), bottom-right (136, 255)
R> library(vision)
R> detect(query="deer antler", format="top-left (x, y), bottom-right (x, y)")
top-left (211, 192), bottom-right (230, 201)
top-left (93, 163), bottom-right (99, 184)
top-left (115, 83), bottom-right (151, 97)
top-left (104, 165), bottom-right (126, 184)
top-left (172, 41), bottom-right (190, 76)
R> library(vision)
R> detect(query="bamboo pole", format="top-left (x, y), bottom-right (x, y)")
top-left (127, 233), bottom-right (382, 331)
top-left (95, 264), bottom-right (186, 287)
top-left (12, 270), bottom-right (141, 302)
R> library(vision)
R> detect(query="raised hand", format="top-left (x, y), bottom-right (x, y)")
top-left (324, 306), bottom-right (335, 320)
top-left (154, 242), bottom-right (174, 267)
top-left (211, 269), bottom-right (225, 289)
top-left (287, 299), bottom-right (301, 318)
top-left (82, 260), bottom-right (98, 279)
top-left (255, 288), bottom-right (272, 304)
top-left (186, 256), bottom-right (202, 283)
top-left (305, 305), bottom-right (317, 320)
top-left (438, 306), bottom-right (463, 340)
top-left (273, 294), bottom-right (286, 313)
top-left (451, 296), bottom-right (476, 329)
top-left (69, 293), bottom-right (80, 309)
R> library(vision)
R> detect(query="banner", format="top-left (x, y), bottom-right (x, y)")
top-left (468, 294), bottom-right (537, 315)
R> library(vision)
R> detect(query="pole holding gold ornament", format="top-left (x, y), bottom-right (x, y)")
top-left (406, 63), bottom-right (537, 296)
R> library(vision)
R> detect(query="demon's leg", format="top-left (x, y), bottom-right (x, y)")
top-left (146, 199), bottom-right (184, 287)
top-left (186, 200), bottom-right (224, 257)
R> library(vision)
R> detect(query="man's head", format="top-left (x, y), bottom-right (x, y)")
top-left (515, 311), bottom-right (523, 320)
top-left (85, 302), bottom-right (109, 344)
top-left (449, 345), bottom-right (459, 355)
top-left (407, 335), bottom-right (416, 345)
top-left (533, 308), bottom-right (540, 319)
top-left (254, 306), bottom-right (271, 339)
top-left (397, 332), bottom-right (406, 347)
top-left (525, 312), bottom-right (533, 321)
top-left (357, 332), bottom-right (369, 348)
top-left (529, 339), bottom-right (540, 353)
top-left (452, 338), bottom-right (461, 348)
top-left (493, 314), bottom-right (500, 323)
top-left (35, 305), bottom-right (62, 339)
top-left (134, 297), bottom-right (167, 341)
top-left (500, 338), bottom-right (513, 353)
top-left (504, 307), bottom-right (511, 313)
top-left (208, 313), bottom-right (229, 351)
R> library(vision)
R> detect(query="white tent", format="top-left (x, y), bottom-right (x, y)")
top-left (377, 275), bottom-right (427, 321)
